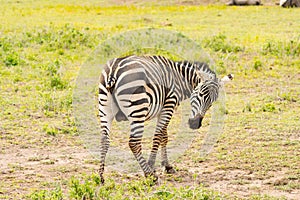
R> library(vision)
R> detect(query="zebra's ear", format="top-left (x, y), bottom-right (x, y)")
top-left (219, 74), bottom-right (234, 86)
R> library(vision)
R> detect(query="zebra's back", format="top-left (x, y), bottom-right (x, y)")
top-left (100, 55), bottom-right (178, 122)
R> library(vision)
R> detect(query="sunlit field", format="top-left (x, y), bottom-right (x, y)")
top-left (0, 0), bottom-right (299, 199)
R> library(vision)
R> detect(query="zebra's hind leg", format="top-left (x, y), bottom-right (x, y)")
top-left (99, 129), bottom-right (110, 184)
top-left (98, 85), bottom-right (115, 184)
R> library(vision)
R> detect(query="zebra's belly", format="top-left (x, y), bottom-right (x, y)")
top-left (115, 110), bottom-right (128, 122)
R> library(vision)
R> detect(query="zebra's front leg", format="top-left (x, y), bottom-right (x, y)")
top-left (148, 132), bottom-right (162, 170)
top-left (151, 101), bottom-right (176, 174)
top-left (129, 121), bottom-right (157, 180)
top-left (157, 100), bottom-right (176, 174)
top-left (161, 133), bottom-right (176, 174)
top-left (148, 131), bottom-right (174, 173)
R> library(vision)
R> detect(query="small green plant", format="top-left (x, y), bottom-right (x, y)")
top-left (69, 174), bottom-right (101, 200)
top-left (42, 93), bottom-right (55, 112)
top-left (253, 58), bottom-right (263, 71)
top-left (41, 60), bottom-right (60, 76)
top-left (50, 75), bottom-right (67, 90)
top-left (262, 103), bottom-right (276, 112)
top-left (0, 37), bottom-right (13, 52)
top-left (243, 103), bottom-right (252, 112)
top-left (43, 124), bottom-right (58, 136)
top-left (29, 190), bottom-right (47, 200)
top-left (284, 37), bottom-right (300, 57)
top-left (279, 92), bottom-right (296, 102)
top-left (262, 40), bottom-right (281, 56)
top-left (153, 190), bottom-right (175, 199)
top-left (216, 60), bottom-right (227, 74)
top-left (60, 91), bottom-right (73, 110)
top-left (4, 51), bottom-right (21, 67)
top-left (29, 185), bottom-right (63, 200)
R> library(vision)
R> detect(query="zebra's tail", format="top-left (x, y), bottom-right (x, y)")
top-left (105, 74), bottom-right (127, 121)
top-left (106, 75), bottom-right (116, 92)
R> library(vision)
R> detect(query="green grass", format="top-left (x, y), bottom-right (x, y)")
top-left (0, 0), bottom-right (299, 199)
top-left (29, 173), bottom-right (224, 200)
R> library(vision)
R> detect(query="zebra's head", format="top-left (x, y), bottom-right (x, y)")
top-left (188, 74), bottom-right (233, 129)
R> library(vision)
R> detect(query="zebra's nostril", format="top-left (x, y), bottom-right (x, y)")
top-left (188, 115), bottom-right (203, 129)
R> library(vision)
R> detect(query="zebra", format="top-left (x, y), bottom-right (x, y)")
top-left (98, 55), bottom-right (233, 183)
top-left (280, 0), bottom-right (300, 7)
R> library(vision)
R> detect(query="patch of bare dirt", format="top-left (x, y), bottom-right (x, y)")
top-left (0, 135), bottom-right (99, 199)
top-left (163, 162), bottom-right (300, 199)
top-left (1, 133), bottom-right (299, 199)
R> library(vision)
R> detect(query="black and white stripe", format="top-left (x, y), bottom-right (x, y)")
top-left (98, 55), bottom-right (232, 183)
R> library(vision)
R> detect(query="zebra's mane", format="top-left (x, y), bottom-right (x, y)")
top-left (176, 60), bottom-right (217, 81)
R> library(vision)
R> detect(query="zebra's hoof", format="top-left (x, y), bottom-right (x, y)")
top-left (100, 175), bottom-right (105, 185)
top-left (165, 166), bottom-right (176, 174)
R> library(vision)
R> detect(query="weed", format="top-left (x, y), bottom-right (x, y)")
top-left (43, 124), bottom-right (58, 136)
top-left (174, 185), bottom-right (222, 199)
top-left (253, 58), bottom-right (263, 71)
top-left (0, 37), bottom-right (13, 52)
top-left (279, 92), bottom-right (297, 102)
top-left (30, 174), bottom-right (223, 200)
top-left (69, 174), bottom-right (101, 200)
top-left (3, 51), bottom-right (21, 67)
top-left (153, 190), bottom-right (175, 199)
top-left (284, 37), bottom-right (300, 57)
top-left (243, 103), bottom-right (252, 112)
top-left (262, 36), bottom-right (300, 57)
top-left (50, 75), bottom-right (67, 90)
top-left (42, 93), bottom-right (55, 113)
top-left (23, 24), bottom-right (94, 51)
top-left (261, 103), bottom-right (276, 112)
top-left (29, 184), bottom-right (63, 200)
top-left (203, 33), bottom-right (243, 53)
top-left (41, 60), bottom-right (60, 76)
top-left (215, 60), bottom-right (227, 74)
top-left (262, 40), bottom-right (281, 56)
top-left (249, 194), bottom-right (284, 200)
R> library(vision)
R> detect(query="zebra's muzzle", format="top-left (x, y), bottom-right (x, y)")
top-left (188, 114), bottom-right (203, 130)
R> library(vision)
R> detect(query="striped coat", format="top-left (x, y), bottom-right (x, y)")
top-left (98, 55), bottom-right (232, 183)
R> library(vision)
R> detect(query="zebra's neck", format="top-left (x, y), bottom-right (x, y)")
top-left (173, 60), bottom-right (216, 101)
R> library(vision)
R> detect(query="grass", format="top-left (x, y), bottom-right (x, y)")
top-left (0, 0), bottom-right (299, 199)
top-left (29, 173), bottom-right (224, 200)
